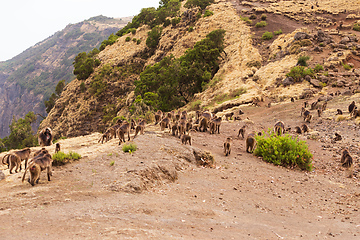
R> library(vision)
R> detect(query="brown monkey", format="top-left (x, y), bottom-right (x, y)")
top-left (274, 121), bottom-right (285, 135)
top-left (2, 154), bottom-right (21, 174)
top-left (351, 109), bottom-right (360, 118)
top-left (180, 129), bottom-right (195, 145)
top-left (322, 102), bottom-right (327, 111)
top-left (98, 130), bottom-right (111, 144)
top-left (340, 149), bottom-right (353, 168)
top-left (291, 97), bottom-right (295, 102)
top-left (22, 149), bottom-right (53, 186)
top-left (186, 119), bottom-right (193, 132)
top-left (310, 99), bottom-right (320, 110)
top-left (160, 117), bottom-right (171, 131)
top-left (348, 101), bottom-right (356, 113)
top-left (171, 122), bottom-right (179, 137)
top-left (238, 109), bottom-right (244, 115)
top-left (106, 119), bottom-right (122, 140)
top-left (305, 114), bottom-right (312, 123)
top-left (211, 116), bottom-right (221, 134)
top-left (334, 133), bottom-right (342, 141)
top-left (130, 119), bottom-right (137, 130)
top-left (237, 125), bottom-right (246, 139)
top-left (209, 121), bottom-right (216, 134)
top-left (301, 124), bottom-right (309, 133)
top-left (11, 148), bottom-right (31, 170)
top-left (201, 111), bottom-right (212, 121)
top-left (38, 127), bottom-right (53, 146)
top-left (304, 101), bottom-right (308, 108)
top-left (154, 110), bottom-right (163, 125)
top-left (175, 111), bottom-right (181, 121)
top-left (117, 121), bottom-right (131, 145)
top-left (134, 119), bottom-right (146, 138)
top-left (224, 137), bottom-right (232, 156)
top-left (336, 109), bottom-right (343, 115)
top-left (199, 117), bottom-right (208, 132)
top-left (246, 132), bottom-right (257, 153)
top-left (177, 118), bottom-right (187, 136)
top-left (294, 126), bottom-right (302, 134)
top-left (224, 112), bottom-right (234, 121)
top-left (55, 143), bottom-right (60, 153)
top-left (302, 108), bottom-right (311, 120)
top-left (317, 109), bottom-right (322, 117)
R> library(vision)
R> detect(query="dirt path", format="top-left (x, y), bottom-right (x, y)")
top-left (1, 92), bottom-right (360, 239)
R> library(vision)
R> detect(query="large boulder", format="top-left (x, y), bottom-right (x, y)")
top-left (294, 32), bottom-right (311, 41)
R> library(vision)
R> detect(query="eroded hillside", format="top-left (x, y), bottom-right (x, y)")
top-left (40, 0), bottom-right (360, 139)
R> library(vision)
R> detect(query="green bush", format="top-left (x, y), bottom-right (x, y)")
top-left (171, 17), bottom-right (181, 26)
top-left (260, 14), bottom-right (267, 20)
top-left (52, 151), bottom-right (82, 166)
top-left (240, 16), bottom-right (252, 24)
top-left (297, 55), bottom-right (310, 66)
top-left (255, 21), bottom-right (267, 28)
top-left (146, 26), bottom-right (162, 49)
top-left (188, 26), bottom-right (194, 32)
top-left (261, 31), bottom-right (273, 40)
top-left (80, 82), bottom-right (86, 92)
top-left (136, 39), bottom-right (141, 45)
top-left (353, 23), bottom-right (360, 31)
top-left (122, 143), bottom-right (137, 153)
top-left (184, 0), bottom-right (215, 10)
top-left (274, 29), bottom-right (283, 35)
top-left (286, 66), bottom-right (314, 82)
top-left (314, 64), bottom-right (324, 72)
top-left (254, 130), bottom-right (313, 171)
top-left (342, 62), bottom-right (353, 70)
top-left (203, 10), bottom-right (214, 17)
top-left (125, 36), bottom-right (131, 42)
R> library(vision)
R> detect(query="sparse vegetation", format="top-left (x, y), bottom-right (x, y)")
top-left (189, 100), bottom-right (202, 111)
top-left (240, 16), bottom-right (252, 25)
top-left (260, 14), bottom-right (267, 20)
top-left (52, 151), bottom-right (81, 166)
top-left (203, 10), bottom-right (213, 17)
top-left (110, 161), bottom-right (115, 166)
top-left (254, 130), bottom-right (313, 171)
top-left (297, 55), bottom-right (310, 66)
top-left (314, 64), bottom-right (324, 72)
top-left (44, 80), bottom-right (66, 113)
top-left (188, 26), bottom-right (194, 32)
top-left (274, 29), bottom-right (283, 35)
top-left (353, 23), bottom-right (360, 31)
top-left (255, 21), bottom-right (267, 28)
top-left (261, 31), bottom-right (273, 40)
top-left (342, 62), bottom-right (353, 70)
top-left (73, 50), bottom-right (101, 80)
top-left (122, 143), bottom-right (137, 153)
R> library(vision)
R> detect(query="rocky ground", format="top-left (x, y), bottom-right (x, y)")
top-left (1, 92), bottom-right (360, 239)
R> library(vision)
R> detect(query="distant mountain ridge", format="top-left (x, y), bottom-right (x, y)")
top-left (0, 15), bottom-right (132, 138)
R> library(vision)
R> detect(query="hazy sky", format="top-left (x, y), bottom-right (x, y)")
top-left (0, 0), bottom-right (160, 61)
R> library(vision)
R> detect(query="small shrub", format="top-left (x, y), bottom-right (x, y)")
top-left (323, 71), bottom-right (329, 77)
top-left (297, 55), bottom-right (310, 66)
top-left (314, 64), bottom-right (324, 72)
top-left (254, 130), bottom-right (313, 171)
top-left (249, 14), bottom-right (257, 20)
top-left (260, 14), bottom-right (267, 20)
top-left (136, 39), bottom-right (141, 45)
top-left (132, 38), bottom-right (137, 42)
top-left (246, 60), bottom-right (261, 68)
top-left (203, 10), bottom-right (213, 17)
top-left (52, 151), bottom-right (82, 166)
top-left (110, 161), bottom-right (115, 166)
top-left (255, 21), bottom-right (267, 28)
top-left (353, 23), bottom-right (360, 31)
top-left (229, 87), bottom-right (247, 98)
top-left (122, 143), bottom-right (137, 153)
top-left (240, 16), bottom-right (252, 24)
top-left (261, 31), bottom-right (273, 40)
top-left (286, 66), bottom-right (310, 82)
top-left (79, 82), bottom-right (86, 92)
top-left (274, 29), bottom-right (283, 35)
top-left (188, 26), bottom-right (194, 32)
top-left (342, 62), bottom-right (352, 70)
top-left (171, 17), bottom-right (181, 26)
top-left (125, 36), bottom-right (131, 42)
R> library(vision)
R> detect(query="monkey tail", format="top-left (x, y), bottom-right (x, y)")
top-left (22, 161), bottom-right (34, 182)
top-left (2, 154), bottom-right (10, 165)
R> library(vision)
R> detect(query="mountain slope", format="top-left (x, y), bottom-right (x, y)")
top-left (0, 15), bottom-right (132, 138)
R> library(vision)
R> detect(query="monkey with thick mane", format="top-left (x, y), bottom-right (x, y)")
top-left (38, 127), bottom-right (54, 146)
top-left (274, 121), bottom-right (285, 136)
top-left (340, 149), bottom-right (353, 168)
top-left (22, 149), bottom-right (53, 186)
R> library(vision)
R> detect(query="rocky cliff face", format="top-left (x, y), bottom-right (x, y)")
top-left (40, 0), bottom-right (360, 138)
top-left (0, 16), bottom-right (132, 138)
